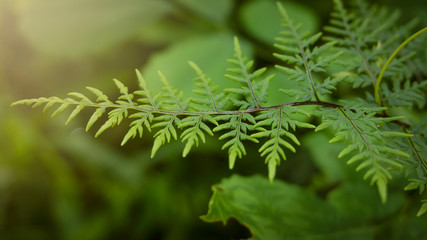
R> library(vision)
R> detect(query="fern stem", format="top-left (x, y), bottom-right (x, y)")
top-left (207, 87), bottom-right (218, 112)
top-left (25, 100), bottom-right (342, 119)
top-left (300, 44), bottom-right (320, 102)
top-left (107, 101), bottom-right (341, 116)
top-left (237, 55), bottom-right (261, 109)
top-left (374, 27), bottom-right (427, 106)
top-left (338, 107), bottom-right (370, 151)
top-left (338, 107), bottom-right (378, 172)
top-left (292, 27), bottom-right (319, 101)
top-left (338, 107), bottom-right (388, 201)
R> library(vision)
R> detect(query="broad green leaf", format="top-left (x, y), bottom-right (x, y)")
top-left (18, 0), bottom-right (171, 58)
top-left (202, 175), bottom-right (373, 240)
top-left (327, 182), bottom-right (405, 221)
top-left (175, 0), bottom-right (233, 24)
top-left (239, 0), bottom-right (319, 46)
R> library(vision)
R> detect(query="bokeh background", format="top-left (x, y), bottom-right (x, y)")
top-left (1, 0), bottom-right (426, 239)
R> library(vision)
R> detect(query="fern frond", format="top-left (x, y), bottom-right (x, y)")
top-left (316, 102), bottom-right (412, 202)
top-left (179, 115), bottom-right (218, 157)
top-left (225, 37), bottom-right (273, 109)
top-left (214, 113), bottom-right (260, 169)
top-left (135, 69), bottom-right (159, 110)
top-left (274, 3), bottom-right (343, 102)
top-left (252, 106), bottom-right (315, 180)
top-left (188, 61), bottom-right (226, 112)
top-left (95, 108), bottom-right (128, 137)
top-left (325, 0), bottom-right (387, 88)
top-left (151, 115), bottom-right (180, 158)
top-left (158, 71), bottom-right (187, 111)
top-left (381, 79), bottom-right (427, 108)
top-left (392, 122), bottom-right (427, 215)
top-left (121, 112), bottom-right (154, 146)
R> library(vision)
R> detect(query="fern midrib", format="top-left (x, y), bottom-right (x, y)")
top-left (236, 55), bottom-right (261, 108)
top-left (203, 80), bottom-right (218, 112)
top-left (48, 99), bottom-right (342, 117)
top-left (287, 22), bottom-right (320, 101)
top-left (338, 107), bottom-right (379, 172)
top-left (235, 113), bottom-right (243, 151)
top-left (169, 88), bottom-right (185, 112)
top-left (189, 116), bottom-right (202, 143)
top-left (274, 108), bottom-right (283, 156)
top-left (143, 92), bottom-right (159, 112)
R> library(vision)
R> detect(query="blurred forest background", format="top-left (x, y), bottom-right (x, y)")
top-left (1, 0), bottom-right (427, 239)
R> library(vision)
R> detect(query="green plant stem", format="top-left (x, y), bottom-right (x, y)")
top-left (374, 27), bottom-right (427, 106)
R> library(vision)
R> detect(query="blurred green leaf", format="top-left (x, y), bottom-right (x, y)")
top-left (239, 0), bottom-right (319, 46)
top-left (302, 132), bottom-right (361, 181)
top-left (175, 0), bottom-right (234, 24)
top-left (18, 0), bottom-right (172, 58)
top-left (138, 19), bottom-right (199, 45)
top-left (142, 32), bottom-right (254, 98)
top-left (327, 182), bottom-right (405, 222)
top-left (202, 175), bottom-right (374, 240)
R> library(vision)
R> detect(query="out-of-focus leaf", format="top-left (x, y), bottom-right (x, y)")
top-left (138, 19), bottom-right (198, 45)
top-left (18, 0), bottom-right (171, 58)
top-left (175, 0), bottom-right (234, 24)
top-left (202, 175), bottom-right (374, 240)
top-left (302, 132), bottom-right (361, 181)
top-left (239, 0), bottom-right (319, 46)
top-left (327, 182), bottom-right (405, 222)
top-left (142, 32), bottom-right (254, 98)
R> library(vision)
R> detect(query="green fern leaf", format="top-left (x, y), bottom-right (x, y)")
top-left (316, 102), bottom-right (411, 202)
top-left (179, 115), bottom-right (218, 157)
top-left (158, 71), bottom-right (187, 111)
top-left (381, 79), bottom-right (427, 108)
top-left (151, 114), bottom-right (181, 158)
top-left (225, 37), bottom-right (274, 109)
top-left (188, 61), bottom-right (226, 112)
top-left (135, 69), bottom-right (159, 110)
top-left (95, 108), bottom-right (128, 138)
top-left (86, 107), bottom-right (106, 131)
top-left (275, 3), bottom-right (343, 102)
top-left (214, 113), bottom-right (259, 169)
top-left (121, 112), bottom-right (154, 146)
top-left (252, 106), bottom-right (315, 180)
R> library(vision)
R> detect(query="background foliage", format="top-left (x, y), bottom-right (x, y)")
top-left (1, 0), bottom-right (427, 239)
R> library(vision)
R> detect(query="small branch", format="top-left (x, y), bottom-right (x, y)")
top-left (68, 100), bottom-right (343, 116)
